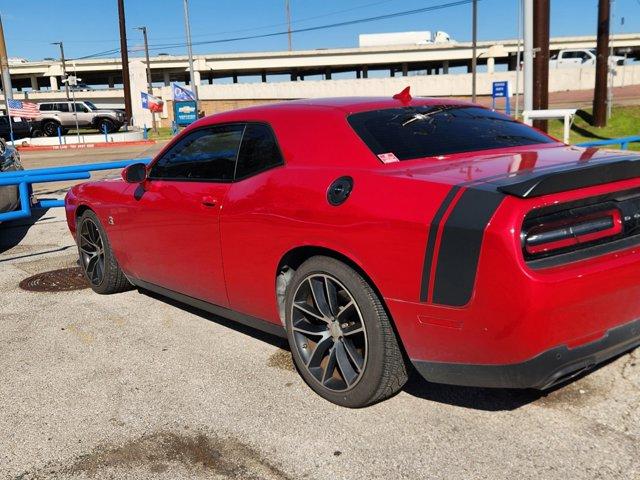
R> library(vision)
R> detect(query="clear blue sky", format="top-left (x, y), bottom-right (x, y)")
top-left (2, 0), bottom-right (640, 61)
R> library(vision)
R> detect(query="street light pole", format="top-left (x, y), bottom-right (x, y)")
top-left (471, 0), bottom-right (477, 103)
top-left (51, 41), bottom-right (70, 100)
top-left (136, 26), bottom-right (157, 132)
top-left (286, 0), bottom-right (293, 51)
top-left (183, 0), bottom-right (198, 100)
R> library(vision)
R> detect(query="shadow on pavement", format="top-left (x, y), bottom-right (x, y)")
top-left (0, 207), bottom-right (51, 255)
top-left (402, 370), bottom-right (542, 411)
top-left (140, 288), bottom-right (287, 350)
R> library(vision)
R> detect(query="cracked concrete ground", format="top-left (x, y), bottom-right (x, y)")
top-left (1, 149), bottom-right (639, 480)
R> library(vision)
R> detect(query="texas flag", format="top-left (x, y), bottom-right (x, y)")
top-left (141, 92), bottom-right (163, 113)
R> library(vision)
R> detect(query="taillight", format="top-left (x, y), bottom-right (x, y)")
top-left (523, 206), bottom-right (624, 259)
top-left (524, 209), bottom-right (622, 255)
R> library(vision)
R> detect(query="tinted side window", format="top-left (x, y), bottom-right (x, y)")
top-left (348, 106), bottom-right (554, 161)
top-left (149, 125), bottom-right (244, 181)
top-left (73, 103), bottom-right (88, 113)
top-left (39, 104), bottom-right (52, 111)
top-left (55, 103), bottom-right (69, 112)
top-left (235, 124), bottom-right (283, 180)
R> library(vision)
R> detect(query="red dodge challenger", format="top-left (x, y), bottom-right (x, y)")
top-left (65, 91), bottom-right (640, 407)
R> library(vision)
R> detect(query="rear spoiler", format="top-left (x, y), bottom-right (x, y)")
top-left (495, 155), bottom-right (640, 198)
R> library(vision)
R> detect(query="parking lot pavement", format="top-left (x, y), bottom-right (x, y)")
top-left (0, 172), bottom-right (639, 480)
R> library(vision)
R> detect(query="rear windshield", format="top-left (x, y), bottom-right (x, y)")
top-left (347, 106), bottom-right (555, 161)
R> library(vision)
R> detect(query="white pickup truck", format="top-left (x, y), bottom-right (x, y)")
top-left (549, 48), bottom-right (626, 69)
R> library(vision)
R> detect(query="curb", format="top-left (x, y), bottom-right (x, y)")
top-left (16, 140), bottom-right (157, 151)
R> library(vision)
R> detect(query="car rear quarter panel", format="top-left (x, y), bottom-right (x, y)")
top-left (221, 162), bottom-right (454, 325)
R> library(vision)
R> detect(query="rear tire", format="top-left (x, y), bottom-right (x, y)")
top-left (285, 256), bottom-right (408, 407)
top-left (42, 120), bottom-right (61, 137)
top-left (77, 210), bottom-right (132, 294)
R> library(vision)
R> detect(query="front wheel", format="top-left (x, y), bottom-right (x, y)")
top-left (285, 256), bottom-right (408, 407)
top-left (77, 210), bottom-right (132, 294)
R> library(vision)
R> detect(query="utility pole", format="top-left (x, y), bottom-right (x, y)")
top-left (136, 26), bottom-right (157, 132)
top-left (51, 41), bottom-right (70, 100)
top-left (523, 0), bottom-right (533, 121)
top-left (117, 0), bottom-right (133, 124)
top-left (532, 0), bottom-right (550, 131)
top-left (183, 0), bottom-right (198, 100)
top-left (471, 0), bottom-right (477, 103)
top-left (593, 0), bottom-right (610, 127)
top-left (286, 0), bottom-right (293, 51)
top-left (0, 14), bottom-right (15, 141)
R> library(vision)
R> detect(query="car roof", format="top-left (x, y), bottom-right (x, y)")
top-left (193, 95), bottom-right (477, 127)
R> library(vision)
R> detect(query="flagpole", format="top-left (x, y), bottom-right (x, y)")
top-left (0, 14), bottom-right (15, 145)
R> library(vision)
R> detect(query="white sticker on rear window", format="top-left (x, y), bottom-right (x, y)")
top-left (377, 152), bottom-right (399, 164)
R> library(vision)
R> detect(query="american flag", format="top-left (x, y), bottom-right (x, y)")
top-left (7, 99), bottom-right (40, 119)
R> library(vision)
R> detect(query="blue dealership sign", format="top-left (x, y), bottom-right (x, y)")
top-left (491, 81), bottom-right (511, 116)
top-left (174, 100), bottom-right (198, 126)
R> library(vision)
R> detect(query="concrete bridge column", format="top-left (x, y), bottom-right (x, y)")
top-left (193, 70), bottom-right (201, 87)
top-left (108, 76), bottom-right (115, 88)
top-left (30, 75), bottom-right (39, 91)
top-left (487, 57), bottom-right (496, 74)
top-left (49, 76), bottom-right (59, 90)
top-left (442, 61), bottom-right (449, 74)
top-left (163, 71), bottom-right (170, 86)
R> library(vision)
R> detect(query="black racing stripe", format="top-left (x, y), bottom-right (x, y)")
top-left (432, 189), bottom-right (505, 307)
top-left (419, 186), bottom-right (461, 302)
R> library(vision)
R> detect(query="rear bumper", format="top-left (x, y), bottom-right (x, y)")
top-left (412, 318), bottom-right (640, 389)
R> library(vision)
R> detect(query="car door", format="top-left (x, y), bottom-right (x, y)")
top-left (72, 102), bottom-right (93, 127)
top-left (121, 123), bottom-right (245, 307)
top-left (54, 102), bottom-right (73, 126)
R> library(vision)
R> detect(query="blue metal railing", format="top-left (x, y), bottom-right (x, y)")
top-left (0, 158), bottom-right (150, 222)
top-left (576, 135), bottom-right (640, 150)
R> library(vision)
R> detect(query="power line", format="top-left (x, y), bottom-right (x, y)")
top-left (146, 0), bottom-right (477, 51)
top-left (73, 0), bottom-right (476, 60)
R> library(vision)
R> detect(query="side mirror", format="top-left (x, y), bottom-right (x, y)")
top-left (122, 163), bottom-right (147, 183)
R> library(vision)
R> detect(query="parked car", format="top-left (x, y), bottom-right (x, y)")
top-left (0, 115), bottom-right (32, 141)
top-left (64, 92), bottom-right (640, 407)
top-left (550, 48), bottom-right (626, 68)
top-left (0, 138), bottom-right (23, 215)
top-left (37, 101), bottom-right (125, 137)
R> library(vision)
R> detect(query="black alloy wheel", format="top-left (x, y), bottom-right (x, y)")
top-left (290, 273), bottom-right (368, 391)
top-left (78, 217), bottom-right (105, 287)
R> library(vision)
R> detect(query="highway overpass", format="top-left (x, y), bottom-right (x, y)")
top-left (3, 33), bottom-right (640, 92)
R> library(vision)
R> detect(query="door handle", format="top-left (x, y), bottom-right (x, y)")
top-left (201, 196), bottom-right (217, 207)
